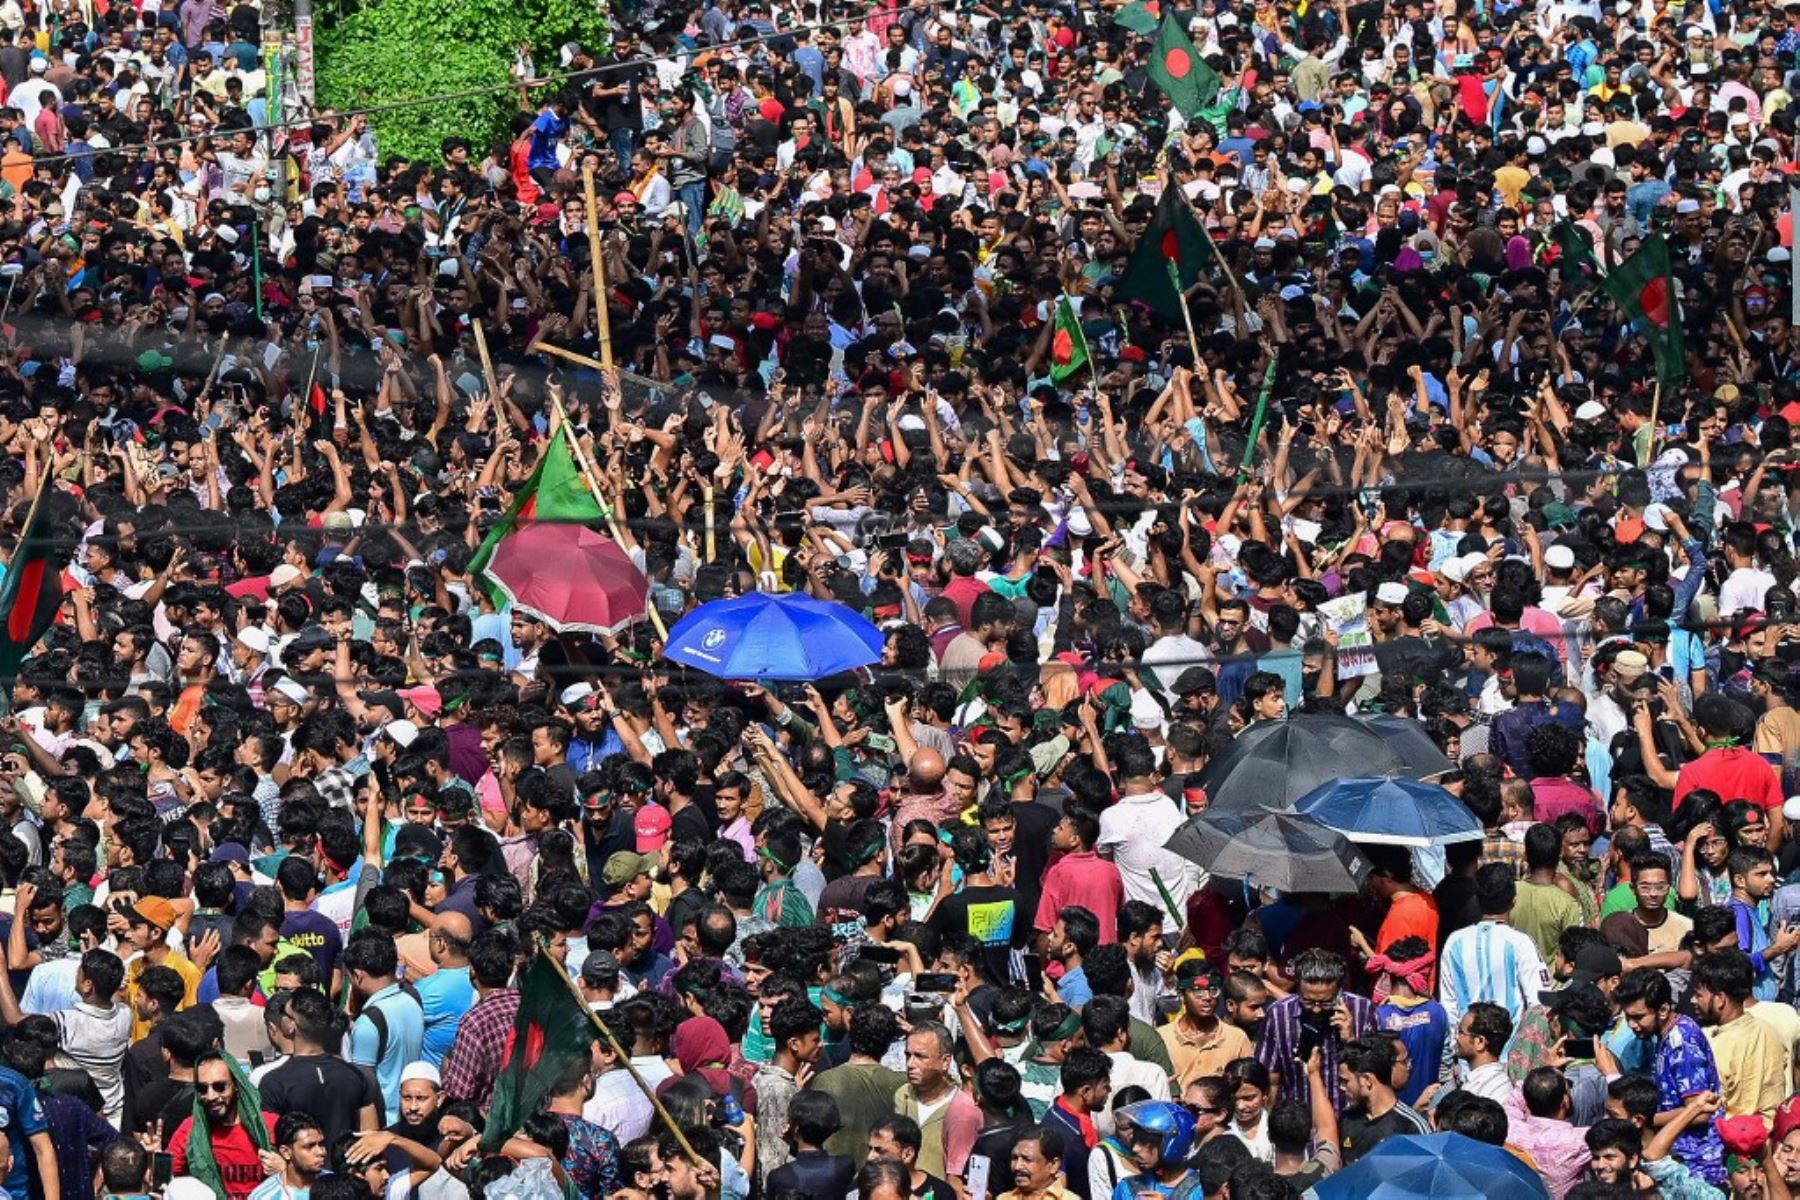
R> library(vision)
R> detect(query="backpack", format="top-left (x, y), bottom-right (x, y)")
top-left (358, 980), bottom-right (423, 1062)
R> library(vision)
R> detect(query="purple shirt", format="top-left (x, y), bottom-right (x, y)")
top-left (1254, 991), bottom-right (1376, 1113)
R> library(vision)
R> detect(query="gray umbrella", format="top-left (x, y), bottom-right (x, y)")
top-left (1164, 807), bottom-right (1372, 894)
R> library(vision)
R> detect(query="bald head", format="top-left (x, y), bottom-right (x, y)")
top-left (909, 747), bottom-right (946, 793)
top-left (433, 912), bottom-right (474, 963)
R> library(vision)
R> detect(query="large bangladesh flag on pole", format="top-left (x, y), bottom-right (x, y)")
top-left (1146, 18), bottom-right (1221, 120)
top-left (1117, 184), bottom-right (1213, 322)
top-left (469, 425), bottom-right (606, 602)
top-left (1601, 233), bottom-right (1686, 390)
top-left (481, 952), bottom-right (600, 1152)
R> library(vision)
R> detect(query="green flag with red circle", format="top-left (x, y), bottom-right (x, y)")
top-left (1147, 17), bottom-right (1221, 120)
top-left (1601, 232), bottom-right (1686, 391)
top-left (1049, 295), bottom-right (1092, 383)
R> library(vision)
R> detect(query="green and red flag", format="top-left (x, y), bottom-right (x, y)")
top-left (1114, 0), bottom-right (1163, 35)
top-left (1117, 183), bottom-right (1213, 322)
top-left (0, 475), bottom-right (65, 684)
top-left (1146, 18), bottom-right (1221, 120)
top-left (469, 425), bottom-right (606, 601)
top-left (1049, 295), bottom-right (1092, 383)
top-left (1601, 232), bottom-right (1686, 390)
top-left (481, 951), bottom-right (601, 1152)
top-left (1551, 219), bottom-right (1600, 293)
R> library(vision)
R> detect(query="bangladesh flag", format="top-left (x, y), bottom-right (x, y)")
top-left (481, 952), bottom-right (601, 1152)
top-left (0, 476), bottom-right (65, 684)
top-left (470, 425), bottom-right (606, 601)
top-left (1551, 219), bottom-right (1599, 293)
top-left (1049, 295), bottom-right (1091, 383)
top-left (1114, 0), bottom-right (1162, 34)
top-left (1117, 184), bottom-right (1213, 322)
top-left (1601, 233), bottom-right (1686, 390)
top-left (1147, 18), bottom-right (1221, 121)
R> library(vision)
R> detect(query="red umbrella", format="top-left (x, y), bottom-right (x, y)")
top-left (485, 522), bottom-right (648, 635)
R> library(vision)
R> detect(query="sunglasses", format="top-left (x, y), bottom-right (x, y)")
top-left (196, 1080), bottom-right (234, 1094)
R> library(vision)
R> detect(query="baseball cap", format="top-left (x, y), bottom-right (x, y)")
top-left (582, 949), bottom-right (622, 986)
top-left (634, 803), bottom-right (672, 852)
top-left (290, 626), bottom-right (332, 653)
top-left (1567, 943), bottom-right (1623, 986)
top-left (132, 896), bottom-right (178, 931)
top-left (602, 851), bottom-right (656, 888)
top-left (397, 684), bottom-right (443, 718)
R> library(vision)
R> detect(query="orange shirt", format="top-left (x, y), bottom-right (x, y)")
top-left (1376, 890), bottom-right (1440, 987)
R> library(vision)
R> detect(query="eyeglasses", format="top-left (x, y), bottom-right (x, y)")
top-left (196, 1081), bottom-right (234, 1095)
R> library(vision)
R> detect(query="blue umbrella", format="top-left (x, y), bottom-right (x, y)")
top-left (662, 592), bottom-right (885, 681)
top-left (1310, 1133), bottom-right (1550, 1200)
top-left (1294, 775), bottom-right (1483, 848)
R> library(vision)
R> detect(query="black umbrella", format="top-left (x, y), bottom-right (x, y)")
top-left (1165, 807), bottom-right (1372, 894)
top-left (1362, 714), bottom-right (1457, 778)
top-left (1194, 714), bottom-right (1449, 813)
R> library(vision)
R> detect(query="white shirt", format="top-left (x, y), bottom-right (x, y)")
top-left (1462, 1060), bottom-right (1513, 1102)
top-left (584, 1064), bottom-right (654, 1142)
top-left (1438, 919), bottom-right (1550, 1029)
top-left (1097, 789), bottom-right (1200, 928)
top-left (1720, 565), bottom-right (1777, 617)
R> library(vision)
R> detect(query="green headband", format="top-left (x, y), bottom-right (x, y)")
top-left (1042, 1010), bottom-right (1082, 1042)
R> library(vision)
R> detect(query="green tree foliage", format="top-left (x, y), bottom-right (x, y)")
top-left (316, 0), bottom-right (609, 165)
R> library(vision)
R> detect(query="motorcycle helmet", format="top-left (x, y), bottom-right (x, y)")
top-left (1115, 1100), bottom-right (1198, 1166)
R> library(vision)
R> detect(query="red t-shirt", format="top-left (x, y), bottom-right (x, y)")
top-left (1674, 746), bottom-right (1784, 813)
top-left (170, 1112), bottom-right (280, 1200)
top-left (939, 575), bottom-right (994, 629)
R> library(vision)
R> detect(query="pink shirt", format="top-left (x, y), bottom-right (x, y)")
top-left (1530, 775), bottom-right (1603, 837)
top-left (1034, 850), bottom-right (1125, 941)
top-left (1462, 606), bottom-right (1571, 666)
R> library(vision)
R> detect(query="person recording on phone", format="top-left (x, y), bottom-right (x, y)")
top-left (1252, 949), bottom-right (1373, 1112)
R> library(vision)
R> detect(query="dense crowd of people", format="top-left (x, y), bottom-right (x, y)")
top-left (3, 0), bottom-right (1800, 1195)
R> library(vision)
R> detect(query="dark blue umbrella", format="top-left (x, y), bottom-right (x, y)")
top-left (1310, 1133), bottom-right (1549, 1200)
top-left (1294, 776), bottom-right (1483, 848)
top-left (661, 592), bottom-right (885, 681)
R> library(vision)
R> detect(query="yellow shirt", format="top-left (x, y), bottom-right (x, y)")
top-left (126, 950), bottom-right (202, 1041)
top-left (1746, 1000), bottom-right (1800, 1091)
top-left (1707, 1012), bottom-right (1786, 1121)
top-left (1158, 1016), bottom-right (1252, 1091)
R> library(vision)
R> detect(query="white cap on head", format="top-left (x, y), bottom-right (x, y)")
top-left (236, 626), bottom-right (272, 655)
top-left (1375, 582), bottom-right (1409, 605)
top-left (1543, 544), bottom-right (1576, 571)
top-left (1574, 400), bottom-right (1608, 421)
top-left (383, 720), bottom-right (420, 749)
top-left (272, 678), bottom-right (309, 705)
top-left (400, 1062), bottom-right (442, 1087)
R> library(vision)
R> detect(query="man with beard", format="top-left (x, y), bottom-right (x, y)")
top-left (1159, 959), bottom-right (1251, 1091)
top-left (388, 1063), bottom-right (444, 1146)
top-left (1224, 970), bottom-right (1271, 1044)
top-left (169, 1053), bottom-right (278, 1200)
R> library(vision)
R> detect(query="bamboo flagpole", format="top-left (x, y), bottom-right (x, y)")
top-left (581, 166), bottom-right (616, 371)
top-left (536, 341), bottom-right (608, 372)
top-left (546, 386), bottom-right (669, 640)
top-left (1238, 350), bottom-right (1281, 483)
top-left (540, 948), bottom-right (705, 1167)
top-left (471, 318), bottom-right (501, 403)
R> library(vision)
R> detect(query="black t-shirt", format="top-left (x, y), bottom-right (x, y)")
top-left (670, 803), bottom-right (713, 848)
top-left (665, 887), bottom-right (708, 944)
top-left (821, 818), bottom-right (855, 881)
top-left (259, 1053), bottom-right (383, 1143)
top-left (928, 883), bottom-right (1028, 985)
top-left (1341, 1101), bottom-right (1430, 1163)
top-left (1007, 801), bottom-right (1058, 919)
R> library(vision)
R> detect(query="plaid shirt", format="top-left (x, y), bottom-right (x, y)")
top-left (314, 755), bottom-right (370, 810)
top-left (1254, 991), bottom-right (1375, 1115)
top-left (1481, 830), bottom-right (1526, 878)
top-left (442, 988), bottom-right (520, 1110)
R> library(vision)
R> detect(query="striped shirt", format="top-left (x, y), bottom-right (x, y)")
top-left (1438, 919), bottom-right (1551, 1030)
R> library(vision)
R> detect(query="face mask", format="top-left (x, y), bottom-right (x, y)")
top-left (253, 186), bottom-right (271, 202)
